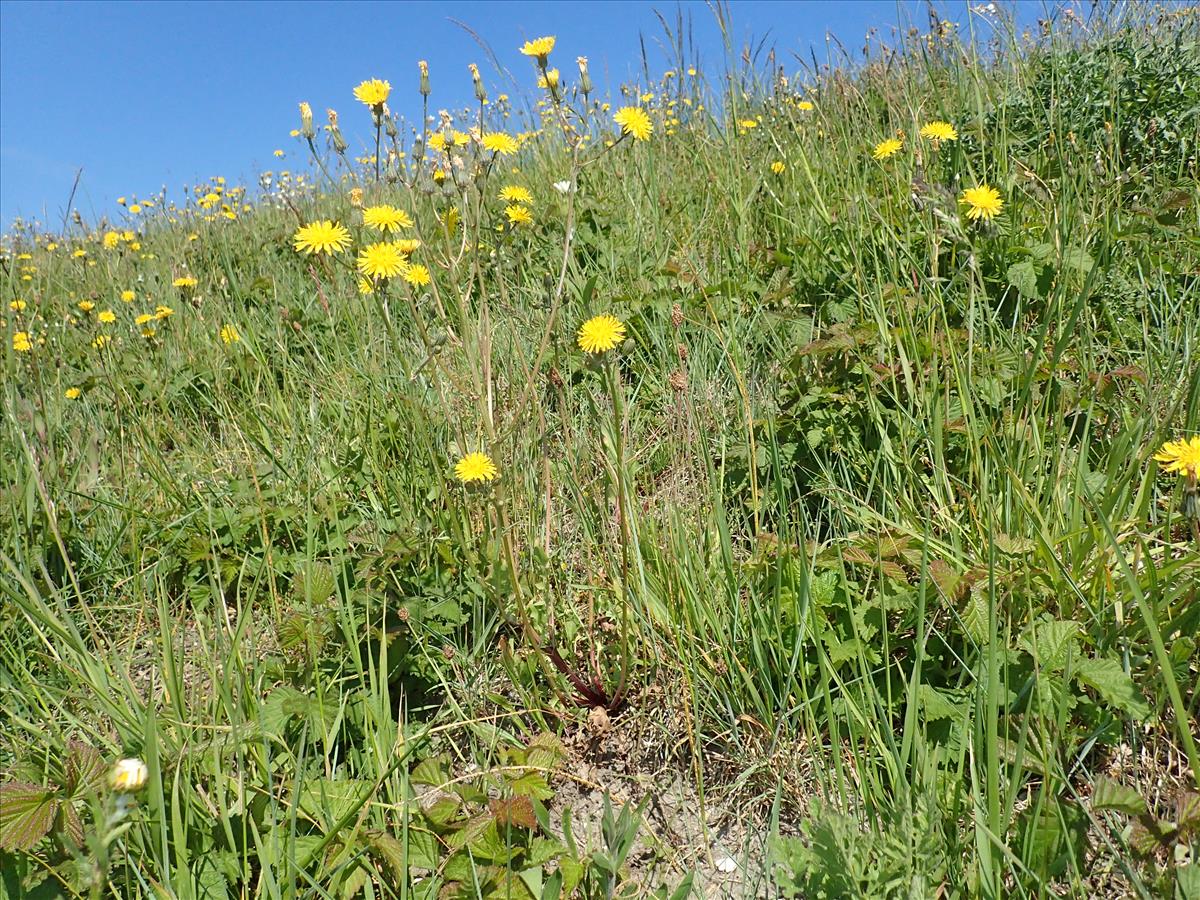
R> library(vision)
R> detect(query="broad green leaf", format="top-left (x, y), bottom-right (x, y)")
top-left (960, 587), bottom-right (989, 644)
top-left (0, 783), bottom-right (59, 852)
top-left (1019, 618), bottom-right (1079, 673)
top-left (917, 684), bottom-right (965, 722)
top-left (1074, 656), bottom-right (1150, 719)
top-left (509, 773), bottom-right (554, 802)
top-left (296, 777), bottom-right (373, 825)
top-left (1007, 259), bottom-right (1042, 300)
top-left (1091, 778), bottom-right (1147, 816)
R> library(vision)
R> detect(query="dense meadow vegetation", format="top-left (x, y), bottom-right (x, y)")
top-left (2, 3), bottom-right (1199, 897)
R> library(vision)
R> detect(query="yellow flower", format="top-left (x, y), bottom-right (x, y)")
top-left (482, 132), bottom-right (519, 155)
top-left (65, 388), bottom-right (81, 400)
top-left (614, 107), bottom-right (652, 141)
top-left (505, 205), bottom-right (534, 226)
top-left (770, 160), bottom-right (786, 174)
top-left (78, 300), bottom-right (95, 312)
top-left (920, 120), bottom-right (958, 144)
top-left (402, 264), bottom-right (431, 286)
top-left (362, 205), bottom-right (413, 233)
top-left (109, 758), bottom-right (148, 792)
top-left (102, 231), bottom-right (121, 250)
top-left (9, 299), bottom-right (26, 311)
top-left (873, 137), bottom-right (903, 160)
top-left (499, 185), bottom-right (533, 204)
top-left (577, 314), bottom-right (626, 354)
top-left (358, 278), bottom-right (375, 295)
top-left (12, 331), bottom-right (33, 352)
top-left (539, 68), bottom-right (560, 90)
top-left (455, 452), bottom-right (499, 484)
top-left (220, 324), bottom-right (241, 344)
top-left (1153, 436), bottom-right (1200, 479)
top-left (121, 290), bottom-right (136, 302)
top-left (155, 305), bottom-right (174, 319)
top-left (394, 238), bottom-right (423, 255)
top-left (92, 334), bottom-right (112, 350)
top-left (738, 118), bottom-right (758, 129)
top-left (293, 220), bottom-right (352, 255)
top-left (797, 100), bottom-right (814, 111)
top-left (173, 276), bottom-right (198, 289)
top-left (135, 313), bottom-right (155, 326)
top-left (357, 242), bottom-right (408, 280)
top-left (353, 78), bottom-right (391, 108)
top-left (73, 249), bottom-right (87, 258)
top-left (98, 310), bottom-right (116, 324)
top-left (960, 184), bottom-right (1004, 221)
top-left (519, 36), bottom-right (556, 64)
top-left (128, 204), bottom-right (142, 214)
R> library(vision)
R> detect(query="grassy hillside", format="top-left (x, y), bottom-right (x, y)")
top-left (2, 4), bottom-right (1199, 898)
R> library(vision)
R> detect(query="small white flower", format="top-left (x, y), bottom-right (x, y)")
top-left (109, 758), bottom-right (149, 792)
top-left (552, 180), bottom-right (572, 194)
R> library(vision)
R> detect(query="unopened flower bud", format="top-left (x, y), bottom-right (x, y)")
top-left (577, 57), bottom-right (592, 96)
top-left (469, 63), bottom-right (487, 103)
top-left (299, 102), bottom-right (314, 139)
top-left (418, 60), bottom-right (430, 97)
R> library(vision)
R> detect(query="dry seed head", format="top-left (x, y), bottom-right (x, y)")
top-left (669, 369), bottom-right (688, 393)
top-left (676, 342), bottom-right (688, 361)
top-left (671, 303), bottom-right (684, 328)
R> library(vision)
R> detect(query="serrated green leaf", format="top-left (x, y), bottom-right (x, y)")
top-left (960, 587), bottom-right (988, 644)
top-left (1091, 778), bottom-right (1147, 816)
top-left (1019, 618), bottom-right (1079, 672)
top-left (0, 783), bottom-right (59, 852)
top-left (411, 755), bottom-right (451, 787)
top-left (1176, 863), bottom-right (1200, 900)
top-left (1074, 656), bottom-right (1149, 719)
top-left (509, 773), bottom-right (554, 802)
top-left (65, 741), bottom-right (105, 796)
top-left (1008, 259), bottom-right (1042, 300)
top-left (917, 684), bottom-right (965, 722)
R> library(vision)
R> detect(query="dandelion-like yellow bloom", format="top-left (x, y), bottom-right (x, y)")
top-left (102, 231), bottom-right (120, 250)
top-left (358, 278), bottom-right (375, 295)
top-left (1153, 436), bottom-right (1200, 479)
top-left (505, 205), bottom-right (533, 226)
top-left (797, 100), bottom-right (814, 111)
top-left (519, 36), bottom-right (556, 64)
top-left (500, 185), bottom-right (533, 204)
top-left (614, 107), bottom-right (652, 141)
top-left (92, 334), bottom-right (112, 350)
top-left (353, 78), bottom-right (391, 108)
top-left (154, 305), bottom-right (174, 319)
top-left (65, 387), bottom-right (81, 400)
top-left (135, 313), bottom-right (155, 326)
top-left (293, 220), bottom-right (352, 256)
top-left (357, 242), bottom-right (408, 280)
top-left (770, 161), bottom-right (786, 174)
top-left (738, 118), bottom-right (758, 129)
top-left (362, 205), bottom-right (414, 233)
top-left (173, 276), bottom-right (198, 289)
top-left (78, 300), bottom-right (95, 312)
top-left (455, 452), bottom-right (499, 484)
top-left (12, 331), bottom-right (33, 352)
top-left (873, 138), bottom-right (903, 160)
top-left (121, 290), bottom-right (135, 302)
top-left (577, 314), bottom-right (626, 354)
top-left (920, 120), bottom-right (958, 143)
top-left (402, 264), bottom-right (431, 286)
top-left (482, 132), bottom-right (520, 155)
top-left (109, 758), bottom-right (148, 792)
top-left (9, 299), bottom-right (26, 311)
top-left (960, 184), bottom-right (1003, 221)
top-left (394, 238), bottom-right (422, 254)
top-left (98, 310), bottom-right (116, 324)
top-left (220, 324), bottom-right (240, 345)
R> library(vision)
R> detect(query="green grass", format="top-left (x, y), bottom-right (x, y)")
top-left (3, 4), bottom-right (1199, 898)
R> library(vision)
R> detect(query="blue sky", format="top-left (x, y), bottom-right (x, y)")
top-left (0, 1), bottom-right (1035, 228)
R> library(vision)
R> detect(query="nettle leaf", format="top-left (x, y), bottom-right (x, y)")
top-left (1074, 656), bottom-right (1149, 720)
top-left (0, 782), bottom-right (59, 852)
top-left (1092, 778), bottom-right (1147, 816)
top-left (1007, 259), bottom-right (1043, 300)
top-left (1019, 618), bottom-right (1080, 673)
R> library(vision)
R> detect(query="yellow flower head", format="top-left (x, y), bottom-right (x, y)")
top-left (577, 314), bottom-right (626, 354)
top-left (9, 299), bottom-right (26, 311)
top-left (109, 758), bottom-right (148, 792)
top-left (499, 185), bottom-right (533, 204)
top-left (505, 205), bottom-right (533, 226)
top-left (960, 184), bottom-right (1003, 221)
top-left (293, 220), bottom-right (352, 256)
top-left (402, 264), bottom-right (431, 286)
top-left (353, 78), bottom-right (391, 108)
top-left (98, 310), bottom-right (116, 324)
top-left (873, 137), bottom-right (903, 160)
top-left (154, 305), bottom-right (174, 319)
top-left (78, 300), bottom-right (95, 312)
top-left (220, 323), bottom-right (241, 345)
top-left (1153, 436), bottom-right (1200, 479)
top-left (12, 331), bottom-right (33, 353)
top-left (920, 120), bottom-right (958, 144)
top-left (121, 290), bottom-right (136, 302)
top-left (482, 132), bottom-right (519, 155)
top-left (362, 205), bottom-right (414, 233)
top-left (797, 100), bottom-right (814, 111)
top-left (65, 387), bottom-right (82, 400)
top-left (394, 238), bottom-right (422, 254)
top-left (738, 118), bottom-right (758, 130)
top-left (91, 334), bottom-right (113, 350)
top-left (135, 313), bottom-right (155, 326)
top-left (173, 276), bottom-right (198, 289)
top-left (102, 231), bottom-right (120, 250)
top-left (357, 242), bottom-right (408, 280)
top-left (770, 160), bottom-right (786, 174)
top-left (519, 36), bottom-right (556, 64)
top-left (614, 107), bottom-right (653, 141)
top-left (455, 452), bottom-right (499, 484)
